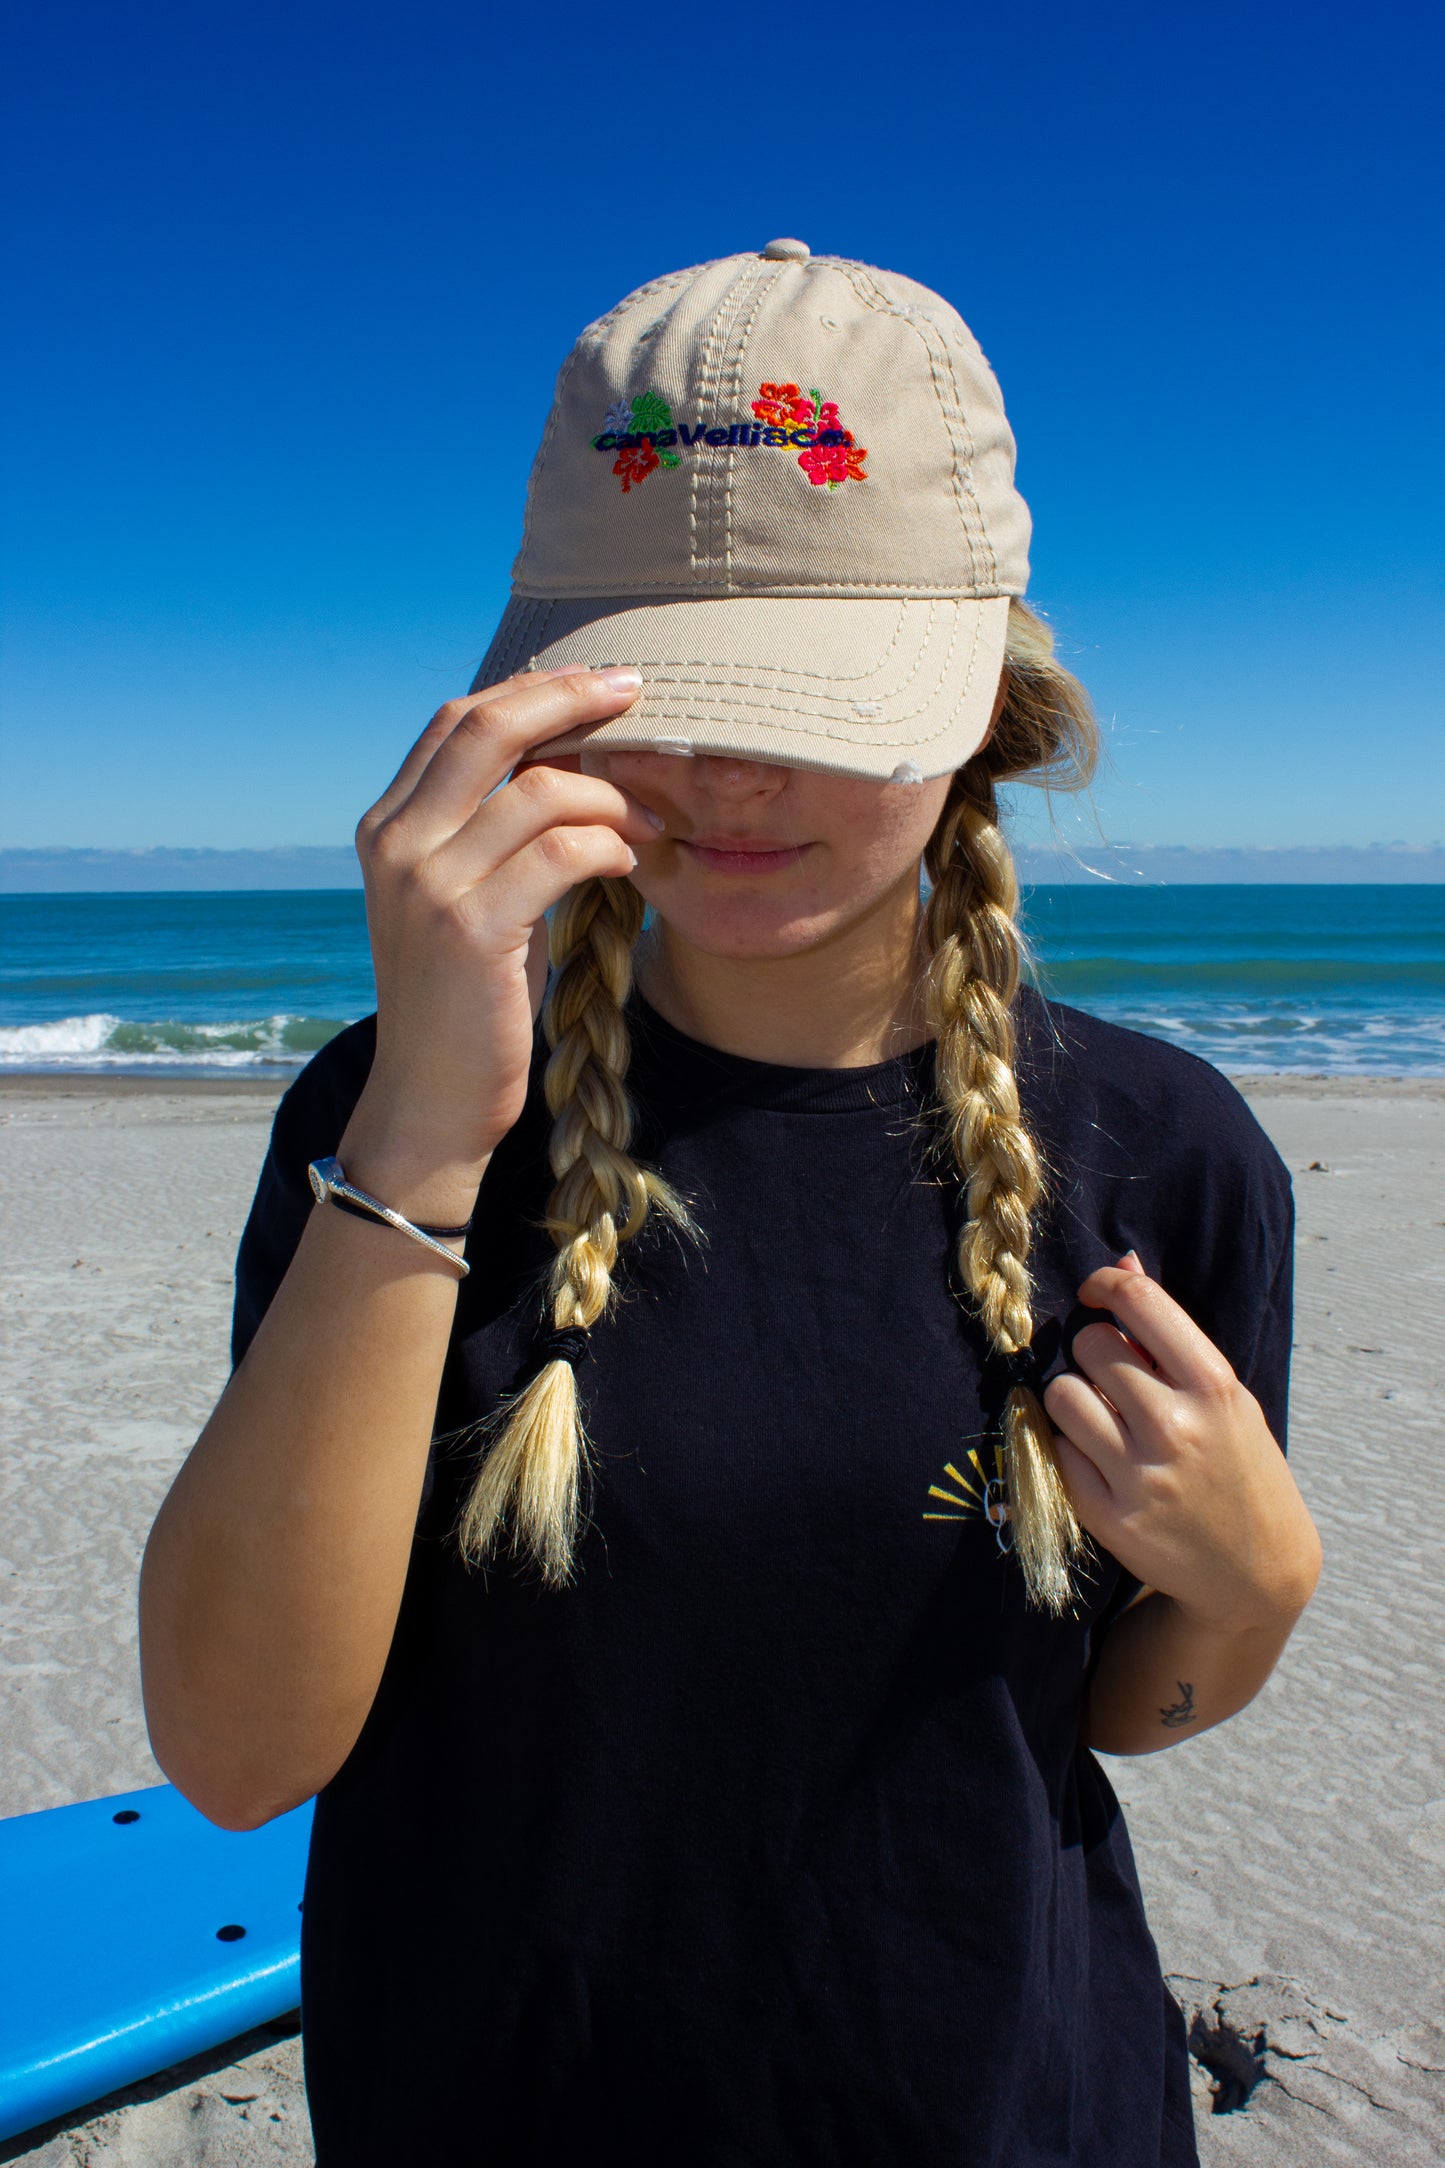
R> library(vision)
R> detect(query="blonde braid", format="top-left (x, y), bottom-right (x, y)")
top-left (456, 876), bottom-right (694, 1584)
top-left (924, 766), bottom-right (1084, 1616)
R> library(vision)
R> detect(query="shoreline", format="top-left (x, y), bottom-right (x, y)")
top-left (0, 1070), bottom-right (294, 1092)
top-left (0, 1072), bottom-right (292, 1097)
top-left (2, 1069), bottom-right (1443, 1101)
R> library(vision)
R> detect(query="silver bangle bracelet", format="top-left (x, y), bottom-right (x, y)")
top-left (307, 1157), bottom-right (471, 1278)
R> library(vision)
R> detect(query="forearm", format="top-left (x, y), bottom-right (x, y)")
top-left (1081, 1587), bottom-right (1308, 1756)
top-left (141, 666), bottom-right (660, 1828)
top-left (139, 1121), bottom-right (485, 1829)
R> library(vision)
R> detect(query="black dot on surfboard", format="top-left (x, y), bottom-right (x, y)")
top-left (216, 1923), bottom-right (247, 1942)
top-left (113, 1810), bottom-right (141, 1824)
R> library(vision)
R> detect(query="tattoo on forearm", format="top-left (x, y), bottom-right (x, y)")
top-left (1159, 1681), bottom-right (1196, 1728)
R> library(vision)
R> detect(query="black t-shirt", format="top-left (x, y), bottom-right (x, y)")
top-left (232, 987), bottom-right (1293, 2168)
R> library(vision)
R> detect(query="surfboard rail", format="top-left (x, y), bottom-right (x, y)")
top-left (0, 1781), bottom-right (313, 2144)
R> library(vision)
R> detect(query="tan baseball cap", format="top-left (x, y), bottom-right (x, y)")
top-left (472, 238), bottom-right (1031, 783)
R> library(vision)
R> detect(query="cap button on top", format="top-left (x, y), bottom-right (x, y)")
top-left (761, 237), bottom-right (810, 261)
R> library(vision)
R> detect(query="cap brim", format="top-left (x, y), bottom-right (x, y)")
top-left (471, 593), bottom-right (1009, 783)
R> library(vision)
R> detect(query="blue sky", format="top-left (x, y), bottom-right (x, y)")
top-left (2, 0), bottom-right (1440, 855)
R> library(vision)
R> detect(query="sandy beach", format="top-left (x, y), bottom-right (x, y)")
top-left (1, 1072), bottom-right (1441, 2164)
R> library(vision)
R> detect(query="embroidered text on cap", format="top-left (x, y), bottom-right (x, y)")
top-left (594, 381), bottom-right (867, 495)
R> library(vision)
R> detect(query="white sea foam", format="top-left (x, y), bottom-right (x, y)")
top-left (0, 1013), bottom-right (122, 1058)
top-left (1092, 999), bottom-right (1445, 1076)
top-left (0, 1014), bottom-right (337, 1069)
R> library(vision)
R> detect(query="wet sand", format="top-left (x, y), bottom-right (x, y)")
top-left (1, 1074), bottom-right (1441, 2163)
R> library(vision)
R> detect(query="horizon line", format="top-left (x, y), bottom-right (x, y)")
top-left (4, 838), bottom-right (1445, 895)
top-left (3, 841), bottom-right (1443, 860)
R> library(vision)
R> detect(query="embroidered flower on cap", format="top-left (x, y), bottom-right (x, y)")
top-left (599, 389), bottom-right (683, 492)
top-left (753, 381), bottom-right (868, 490)
top-left (800, 437), bottom-right (867, 488)
top-left (613, 440), bottom-right (661, 492)
top-left (752, 380), bottom-right (817, 430)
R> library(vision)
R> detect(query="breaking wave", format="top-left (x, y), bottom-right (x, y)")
top-left (0, 1013), bottom-right (347, 1070)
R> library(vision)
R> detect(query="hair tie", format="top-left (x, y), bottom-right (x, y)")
top-left (996, 1344), bottom-right (1039, 1395)
top-left (530, 1323), bottom-right (591, 1372)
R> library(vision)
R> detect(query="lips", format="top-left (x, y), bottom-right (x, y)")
top-left (679, 836), bottom-right (811, 873)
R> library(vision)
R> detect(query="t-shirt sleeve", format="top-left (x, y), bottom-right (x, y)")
top-left (1044, 1008), bottom-right (1297, 1456)
top-left (1041, 1012), bottom-right (1297, 1644)
top-left (1224, 1191), bottom-right (1294, 1454)
top-left (231, 1018), bottom-right (377, 1370)
top-left (1147, 1065), bottom-right (1296, 1456)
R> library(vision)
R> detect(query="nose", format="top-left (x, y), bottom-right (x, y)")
top-left (693, 754), bottom-right (789, 798)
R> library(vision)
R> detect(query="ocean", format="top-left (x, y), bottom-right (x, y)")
top-left (0, 887), bottom-right (1441, 1079)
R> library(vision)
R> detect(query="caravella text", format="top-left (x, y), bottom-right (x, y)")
top-left (592, 423), bottom-right (858, 452)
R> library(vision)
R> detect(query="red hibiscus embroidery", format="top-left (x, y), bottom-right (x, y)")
top-left (613, 442), bottom-right (660, 492)
top-left (799, 440), bottom-right (868, 488)
top-left (752, 380), bottom-right (815, 429)
top-left (753, 380), bottom-right (868, 486)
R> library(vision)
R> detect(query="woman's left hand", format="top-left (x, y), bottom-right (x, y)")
top-left (1042, 1254), bottom-right (1322, 1634)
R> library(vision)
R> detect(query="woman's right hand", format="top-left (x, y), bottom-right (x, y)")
top-left (340, 666), bottom-right (657, 1211)
top-left (142, 664), bottom-right (657, 1828)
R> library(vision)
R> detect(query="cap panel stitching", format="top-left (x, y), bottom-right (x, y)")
top-left (688, 278), bottom-right (732, 587)
top-left (721, 266), bottom-right (786, 596)
top-left (689, 261), bottom-right (774, 586)
top-left (834, 262), bottom-right (998, 594)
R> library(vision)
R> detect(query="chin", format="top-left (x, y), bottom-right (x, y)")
top-left (639, 891), bottom-right (843, 962)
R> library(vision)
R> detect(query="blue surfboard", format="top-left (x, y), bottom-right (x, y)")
top-left (0, 1782), bottom-right (313, 2143)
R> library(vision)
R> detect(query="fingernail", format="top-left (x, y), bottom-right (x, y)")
top-left (624, 846), bottom-right (638, 868)
top-left (597, 667), bottom-right (642, 692)
top-left (641, 806), bottom-right (666, 831)
top-left (1122, 1250), bottom-right (1141, 1266)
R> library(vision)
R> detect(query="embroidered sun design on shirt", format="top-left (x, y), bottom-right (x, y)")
top-left (923, 1443), bottom-right (1014, 1554)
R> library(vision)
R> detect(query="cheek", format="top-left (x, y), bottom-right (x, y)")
top-left (827, 780), bottom-right (952, 886)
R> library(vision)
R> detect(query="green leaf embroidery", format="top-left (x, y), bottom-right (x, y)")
top-left (629, 390), bottom-right (673, 434)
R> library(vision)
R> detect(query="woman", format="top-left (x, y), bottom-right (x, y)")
top-left (140, 240), bottom-right (1321, 2166)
